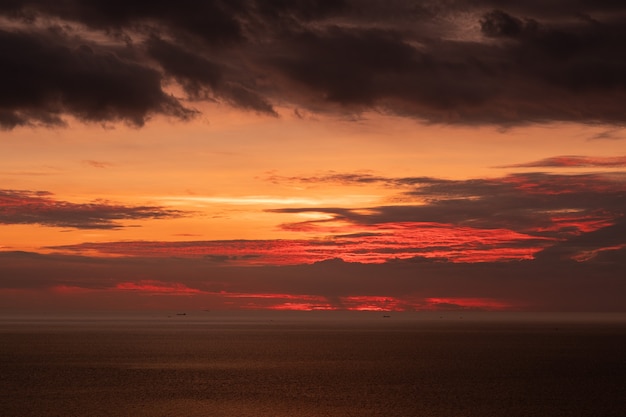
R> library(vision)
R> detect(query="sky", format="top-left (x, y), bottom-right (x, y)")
top-left (1, 0), bottom-right (625, 312)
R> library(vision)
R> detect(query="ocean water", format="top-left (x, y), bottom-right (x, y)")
top-left (1, 311), bottom-right (625, 417)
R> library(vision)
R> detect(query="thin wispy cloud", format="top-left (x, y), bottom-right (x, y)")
top-left (0, 189), bottom-right (184, 229)
top-left (262, 171), bottom-right (440, 188)
top-left (498, 155), bottom-right (626, 168)
top-left (83, 160), bottom-right (114, 169)
top-left (589, 129), bottom-right (625, 141)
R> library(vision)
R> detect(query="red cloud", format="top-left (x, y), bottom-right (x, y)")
top-left (218, 293), bottom-right (514, 312)
top-left (43, 170), bottom-right (625, 265)
top-left (50, 221), bottom-right (550, 264)
top-left (115, 280), bottom-right (203, 295)
top-left (425, 298), bottom-right (514, 311)
top-left (223, 294), bottom-right (515, 312)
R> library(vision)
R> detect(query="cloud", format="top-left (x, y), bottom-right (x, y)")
top-left (43, 170), bottom-right (626, 264)
top-left (267, 5), bottom-right (626, 124)
top-left (268, 171), bottom-right (626, 262)
top-left (83, 160), bottom-right (113, 168)
top-left (266, 171), bottom-right (626, 235)
top-left (1, 250), bottom-right (625, 311)
top-left (0, 189), bottom-right (184, 229)
top-left (424, 297), bottom-right (513, 311)
top-left (589, 129), bottom-right (625, 141)
top-left (115, 280), bottom-right (203, 295)
top-left (2, 1), bottom-right (626, 128)
top-left (480, 9), bottom-right (535, 38)
top-left (144, 37), bottom-right (276, 114)
top-left (497, 155), bottom-right (626, 168)
top-left (262, 171), bottom-right (435, 187)
top-left (535, 217), bottom-right (626, 261)
top-left (47, 223), bottom-right (550, 265)
top-left (0, 1), bottom-right (246, 44)
top-left (0, 28), bottom-right (194, 129)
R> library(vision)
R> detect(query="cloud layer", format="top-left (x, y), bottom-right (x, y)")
top-left (46, 170), bottom-right (626, 264)
top-left (2, 1), bottom-right (626, 128)
top-left (0, 189), bottom-right (183, 229)
top-left (2, 166), bottom-right (625, 312)
top-left (2, 249), bottom-right (625, 311)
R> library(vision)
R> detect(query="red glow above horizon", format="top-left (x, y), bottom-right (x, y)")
top-left (265, 303), bottom-right (338, 311)
top-left (546, 214), bottom-right (615, 234)
top-left (571, 244), bottom-right (626, 262)
top-left (223, 294), bottom-right (514, 312)
top-left (115, 281), bottom-right (203, 295)
top-left (256, 292), bottom-right (506, 312)
top-left (37, 282), bottom-right (516, 312)
top-left (48, 221), bottom-right (550, 264)
top-left (51, 285), bottom-right (99, 295)
top-left (425, 297), bottom-right (514, 310)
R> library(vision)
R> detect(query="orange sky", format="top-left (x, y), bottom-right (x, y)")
top-left (3, 109), bottom-right (623, 249)
top-left (1, 1), bottom-right (626, 312)
top-left (2, 111), bottom-right (625, 312)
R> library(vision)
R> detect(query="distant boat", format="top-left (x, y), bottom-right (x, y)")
top-left (176, 313), bottom-right (187, 316)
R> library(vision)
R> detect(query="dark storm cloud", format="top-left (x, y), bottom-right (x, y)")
top-left (2, 0), bottom-right (626, 128)
top-left (265, 26), bottom-right (421, 106)
top-left (0, 28), bottom-right (194, 129)
top-left (0, 189), bottom-right (183, 229)
top-left (0, 0), bottom-right (245, 44)
top-left (144, 37), bottom-right (276, 114)
top-left (477, 8), bottom-right (626, 92)
top-left (144, 37), bottom-right (223, 96)
top-left (480, 9), bottom-right (533, 38)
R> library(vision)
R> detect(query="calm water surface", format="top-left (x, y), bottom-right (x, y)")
top-left (1, 312), bottom-right (625, 416)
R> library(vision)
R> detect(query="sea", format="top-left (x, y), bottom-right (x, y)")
top-left (1, 311), bottom-right (625, 417)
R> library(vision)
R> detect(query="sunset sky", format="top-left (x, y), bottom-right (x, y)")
top-left (1, 0), bottom-right (625, 312)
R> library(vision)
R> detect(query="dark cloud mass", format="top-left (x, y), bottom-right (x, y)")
top-left (268, 171), bottom-right (626, 256)
top-left (1, 249), bottom-right (625, 311)
top-left (1, 0), bottom-right (626, 128)
top-left (2, 167), bottom-right (625, 311)
top-left (0, 189), bottom-right (183, 229)
top-left (0, 28), bottom-right (193, 128)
